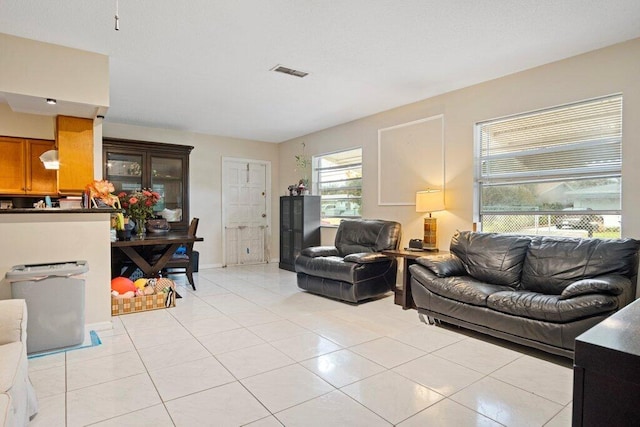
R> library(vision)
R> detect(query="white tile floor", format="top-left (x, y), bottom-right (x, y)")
top-left (27, 264), bottom-right (574, 426)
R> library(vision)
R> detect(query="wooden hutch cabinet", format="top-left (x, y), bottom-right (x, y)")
top-left (279, 195), bottom-right (321, 271)
top-left (103, 138), bottom-right (194, 231)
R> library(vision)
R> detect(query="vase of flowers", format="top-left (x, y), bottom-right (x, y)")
top-left (118, 189), bottom-right (162, 237)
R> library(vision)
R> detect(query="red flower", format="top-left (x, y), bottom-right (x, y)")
top-left (129, 197), bottom-right (138, 205)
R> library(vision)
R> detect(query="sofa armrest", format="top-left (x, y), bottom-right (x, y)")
top-left (343, 252), bottom-right (392, 264)
top-left (559, 275), bottom-right (629, 300)
top-left (415, 254), bottom-right (466, 277)
top-left (0, 299), bottom-right (27, 346)
top-left (300, 246), bottom-right (340, 257)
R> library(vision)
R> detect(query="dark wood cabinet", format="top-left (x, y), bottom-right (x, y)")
top-left (103, 138), bottom-right (193, 231)
top-left (572, 298), bottom-right (640, 426)
top-left (279, 195), bottom-right (320, 271)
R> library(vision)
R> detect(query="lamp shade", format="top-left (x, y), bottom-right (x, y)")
top-left (39, 149), bottom-right (60, 170)
top-left (416, 189), bottom-right (445, 213)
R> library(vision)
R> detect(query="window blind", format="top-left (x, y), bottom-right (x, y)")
top-left (478, 95), bottom-right (622, 184)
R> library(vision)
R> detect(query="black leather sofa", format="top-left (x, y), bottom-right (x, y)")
top-left (410, 231), bottom-right (640, 357)
top-left (295, 219), bottom-right (401, 303)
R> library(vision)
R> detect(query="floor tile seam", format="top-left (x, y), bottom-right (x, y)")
top-left (448, 376), bottom-right (565, 424)
top-left (311, 329), bottom-right (382, 349)
top-left (64, 346), bottom-right (146, 370)
top-left (484, 373), bottom-right (573, 407)
top-left (444, 392), bottom-right (510, 426)
top-left (194, 327), bottom-right (266, 349)
top-left (391, 394), bottom-right (459, 427)
top-left (321, 389), bottom-right (395, 427)
top-left (388, 363), bottom-right (485, 399)
top-left (64, 362), bottom-right (149, 393)
top-left (348, 348), bottom-right (427, 371)
top-left (249, 385), bottom-right (338, 417)
top-left (143, 351), bottom-right (214, 374)
top-left (541, 403), bottom-right (573, 427)
top-left (337, 383), bottom-right (417, 426)
top-left (317, 362), bottom-right (386, 389)
top-left (154, 377), bottom-right (239, 404)
top-left (428, 346), bottom-right (523, 376)
top-left (281, 345), bottom-right (347, 364)
top-left (79, 403), bottom-right (176, 427)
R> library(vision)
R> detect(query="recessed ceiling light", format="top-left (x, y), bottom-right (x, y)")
top-left (45, 98), bottom-right (57, 105)
top-left (271, 65), bottom-right (309, 78)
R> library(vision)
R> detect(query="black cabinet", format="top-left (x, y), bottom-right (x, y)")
top-left (572, 298), bottom-right (640, 426)
top-left (103, 138), bottom-right (193, 231)
top-left (279, 195), bottom-right (320, 271)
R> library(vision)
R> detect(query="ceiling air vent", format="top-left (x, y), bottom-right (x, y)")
top-left (271, 65), bottom-right (309, 78)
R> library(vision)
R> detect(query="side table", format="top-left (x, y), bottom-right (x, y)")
top-left (382, 249), bottom-right (448, 310)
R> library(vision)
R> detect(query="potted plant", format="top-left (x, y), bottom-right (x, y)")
top-left (295, 142), bottom-right (311, 194)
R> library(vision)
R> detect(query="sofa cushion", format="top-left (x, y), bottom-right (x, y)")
top-left (411, 265), bottom-right (512, 306)
top-left (450, 231), bottom-right (531, 287)
top-left (0, 300), bottom-right (26, 346)
top-left (295, 255), bottom-right (393, 284)
top-left (486, 290), bottom-right (618, 322)
top-left (335, 219), bottom-right (401, 256)
top-left (521, 237), bottom-right (640, 294)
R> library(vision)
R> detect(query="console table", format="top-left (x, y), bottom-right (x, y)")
top-left (572, 297), bottom-right (640, 426)
top-left (382, 249), bottom-right (446, 310)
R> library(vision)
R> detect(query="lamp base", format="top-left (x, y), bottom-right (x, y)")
top-left (423, 217), bottom-right (438, 251)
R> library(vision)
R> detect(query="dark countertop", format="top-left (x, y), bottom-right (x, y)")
top-left (0, 208), bottom-right (114, 214)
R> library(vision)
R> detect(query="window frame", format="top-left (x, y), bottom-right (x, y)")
top-left (312, 146), bottom-right (363, 226)
top-left (474, 94), bottom-right (623, 235)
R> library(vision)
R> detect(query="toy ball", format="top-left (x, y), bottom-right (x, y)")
top-left (111, 277), bottom-right (136, 294)
top-left (134, 278), bottom-right (148, 290)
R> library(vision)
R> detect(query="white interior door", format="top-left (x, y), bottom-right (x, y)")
top-left (222, 158), bottom-right (269, 266)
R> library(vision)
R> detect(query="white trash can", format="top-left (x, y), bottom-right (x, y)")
top-left (6, 261), bottom-right (88, 354)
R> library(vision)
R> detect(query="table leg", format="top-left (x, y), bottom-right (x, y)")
top-left (402, 258), bottom-right (417, 310)
top-left (118, 243), bottom-right (182, 277)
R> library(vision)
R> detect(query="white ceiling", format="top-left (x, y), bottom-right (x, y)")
top-left (1, 1), bottom-right (640, 143)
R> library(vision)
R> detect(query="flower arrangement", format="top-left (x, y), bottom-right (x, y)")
top-left (118, 189), bottom-right (162, 224)
top-left (86, 180), bottom-right (121, 209)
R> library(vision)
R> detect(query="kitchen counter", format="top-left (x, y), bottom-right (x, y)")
top-left (0, 208), bottom-right (114, 214)
top-left (0, 211), bottom-right (112, 330)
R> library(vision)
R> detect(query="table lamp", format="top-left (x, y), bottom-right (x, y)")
top-left (416, 189), bottom-right (445, 250)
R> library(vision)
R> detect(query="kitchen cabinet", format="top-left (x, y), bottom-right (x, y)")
top-left (0, 136), bottom-right (57, 195)
top-left (56, 116), bottom-right (94, 195)
top-left (279, 195), bottom-right (320, 271)
top-left (103, 138), bottom-right (194, 231)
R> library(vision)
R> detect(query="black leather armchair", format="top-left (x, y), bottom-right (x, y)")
top-left (295, 219), bottom-right (402, 303)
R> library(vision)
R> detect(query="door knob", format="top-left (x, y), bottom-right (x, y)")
top-left (262, 213), bottom-right (266, 218)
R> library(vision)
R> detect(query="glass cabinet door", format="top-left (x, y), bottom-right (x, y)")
top-left (103, 138), bottom-right (192, 230)
top-left (105, 152), bottom-right (144, 194)
top-left (151, 156), bottom-right (183, 220)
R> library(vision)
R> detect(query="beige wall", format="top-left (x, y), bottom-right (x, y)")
top-left (2, 36), bottom-right (639, 272)
top-left (0, 103), bottom-right (55, 140)
top-left (0, 33), bottom-right (109, 108)
top-left (279, 38), bottom-right (640, 253)
top-left (102, 123), bottom-right (280, 268)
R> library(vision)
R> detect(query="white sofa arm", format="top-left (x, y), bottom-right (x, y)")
top-left (0, 299), bottom-right (27, 346)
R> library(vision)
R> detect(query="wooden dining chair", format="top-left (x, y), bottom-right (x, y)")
top-left (161, 218), bottom-right (200, 290)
